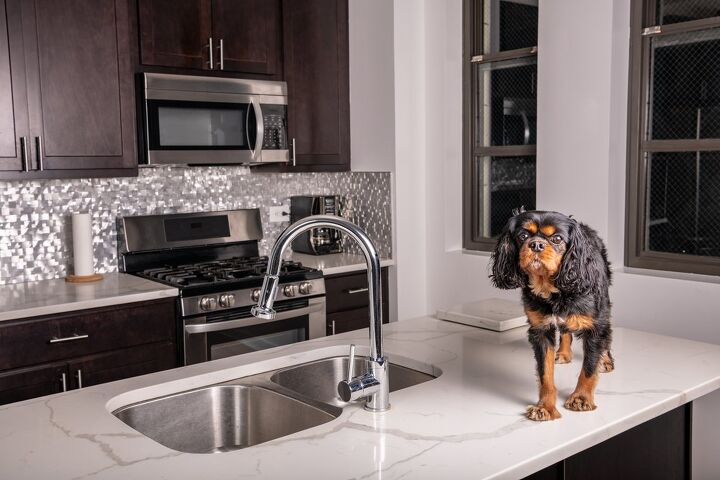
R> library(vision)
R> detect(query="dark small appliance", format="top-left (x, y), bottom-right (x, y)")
top-left (290, 195), bottom-right (344, 255)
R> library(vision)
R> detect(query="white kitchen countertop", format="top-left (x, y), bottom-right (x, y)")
top-left (0, 273), bottom-right (178, 322)
top-left (1, 317), bottom-right (719, 479)
top-left (290, 251), bottom-right (394, 276)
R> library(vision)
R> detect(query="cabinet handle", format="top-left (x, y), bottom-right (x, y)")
top-left (20, 137), bottom-right (29, 171)
top-left (35, 136), bottom-right (44, 171)
top-left (49, 333), bottom-right (89, 344)
top-left (206, 37), bottom-right (214, 69)
top-left (217, 38), bottom-right (224, 70)
top-left (291, 137), bottom-right (296, 166)
top-left (76, 369), bottom-right (83, 389)
top-left (61, 373), bottom-right (67, 392)
top-left (332, 320), bottom-right (336, 335)
top-left (346, 287), bottom-right (369, 295)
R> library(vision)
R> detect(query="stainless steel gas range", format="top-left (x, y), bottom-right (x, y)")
top-left (119, 209), bottom-right (326, 365)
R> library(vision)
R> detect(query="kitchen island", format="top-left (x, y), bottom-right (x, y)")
top-left (1, 317), bottom-right (719, 479)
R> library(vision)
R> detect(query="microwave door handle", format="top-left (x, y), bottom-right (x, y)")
top-left (521, 111), bottom-right (530, 145)
top-left (253, 100), bottom-right (264, 161)
top-left (185, 303), bottom-right (324, 334)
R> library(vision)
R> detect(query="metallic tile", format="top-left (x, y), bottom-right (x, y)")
top-left (0, 167), bottom-right (392, 285)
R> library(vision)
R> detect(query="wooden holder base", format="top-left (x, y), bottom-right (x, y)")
top-left (65, 274), bottom-right (104, 283)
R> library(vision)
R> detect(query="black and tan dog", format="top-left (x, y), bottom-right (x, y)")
top-left (490, 209), bottom-right (614, 421)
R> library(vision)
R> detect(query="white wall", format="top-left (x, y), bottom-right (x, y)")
top-left (392, 0), bottom-right (720, 477)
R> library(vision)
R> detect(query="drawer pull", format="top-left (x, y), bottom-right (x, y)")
top-left (346, 287), bottom-right (369, 295)
top-left (76, 369), bottom-right (83, 389)
top-left (49, 333), bottom-right (89, 344)
top-left (60, 373), bottom-right (67, 392)
top-left (332, 320), bottom-right (336, 335)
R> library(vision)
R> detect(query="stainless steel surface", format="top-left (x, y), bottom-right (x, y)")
top-left (331, 320), bottom-right (336, 335)
top-left (217, 38), bottom-right (224, 70)
top-left (0, 169), bottom-right (392, 285)
top-left (76, 369), bottom-right (83, 389)
top-left (270, 356), bottom-right (438, 408)
top-left (49, 333), bottom-right (89, 344)
top-left (184, 301), bottom-right (325, 335)
top-left (180, 278), bottom-right (325, 316)
top-left (346, 344), bottom-right (356, 382)
top-left (184, 297), bottom-right (326, 365)
top-left (144, 73), bottom-right (287, 97)
top-left (206, 37), bottom-right (213, 69)
top-left (122, 208), bottom-right (263, 253)
top-left (61, 373), bottom-right (67, 392)
top-left (20, 137), bottom-right (29, 171)
top-left (252, 216), bottom-right (389, 412)
top-left (219, 293), bottom-right (235, 308)
top-left (347, 287), bottom-right (369, 295)
top-left (113, 385), bottom-right (339, 454)
top-left (35, 136), bottom-right (43, 171)
top-left (252, 99), bottom-right (264, 161)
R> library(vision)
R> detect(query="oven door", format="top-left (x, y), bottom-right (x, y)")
top-left (183, 297), bottom-right (326, 365)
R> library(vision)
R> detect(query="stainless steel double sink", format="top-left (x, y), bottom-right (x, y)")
top-left (112, 354), bottom-right (439, 454)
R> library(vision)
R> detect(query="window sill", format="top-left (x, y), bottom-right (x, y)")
top-left (461, 248), bottom-right (492, 257)
top-left (613, 265), bottom-right (720, 285)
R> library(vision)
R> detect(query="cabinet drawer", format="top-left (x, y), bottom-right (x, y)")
top-left (0, 299), bottom-right (176, 371)
top-left (325, 267), bottom-right (389, 314)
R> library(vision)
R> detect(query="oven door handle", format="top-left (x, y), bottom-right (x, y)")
top-left (185, 303), bottom-right (324, 334)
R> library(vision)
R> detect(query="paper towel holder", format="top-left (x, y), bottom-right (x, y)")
top-left (66, 212), bottom-right (103, 283)
top-left (65, 273), bottom-right (103, 283)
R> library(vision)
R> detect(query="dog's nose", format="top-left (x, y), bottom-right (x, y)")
top-left (529, 240), bottom-right (545, 252)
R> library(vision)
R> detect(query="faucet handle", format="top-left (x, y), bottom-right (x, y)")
top-left (347, 344), bottom-right (356, 382)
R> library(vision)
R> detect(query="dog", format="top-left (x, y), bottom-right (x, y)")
top-left (490, 209), bottom-right (613, 421)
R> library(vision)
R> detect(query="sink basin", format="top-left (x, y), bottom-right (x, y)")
top-left (270, 356), bottom-right (439, 407)
top-left (113, 385), bottom-right (339, 454)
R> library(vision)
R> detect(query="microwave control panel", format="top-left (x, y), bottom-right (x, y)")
top-left (261, 104), bottom-right (288, 150)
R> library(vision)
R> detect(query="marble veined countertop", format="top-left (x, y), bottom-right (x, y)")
top-left (1, 317), bottom-right (719, 479)
top-left (289, 251), bottom-right (394, 276)
top-left (0, 272), bottom-right (178, 322)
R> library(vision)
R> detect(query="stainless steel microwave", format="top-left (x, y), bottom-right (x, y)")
top-left (140, 73), bottom-right (291, 166)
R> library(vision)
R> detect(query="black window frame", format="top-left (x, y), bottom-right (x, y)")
top-left (462, 0), bottom-right (538, 251)
top-left (626, 0), bottom-right (720, 275)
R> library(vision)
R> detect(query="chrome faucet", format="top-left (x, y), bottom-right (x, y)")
top-left (251, 215), bottom-right (390, 412)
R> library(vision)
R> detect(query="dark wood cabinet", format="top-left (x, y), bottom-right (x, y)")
top-left (280, 0), bottom-right (350, 172)
top-left (0, 0), bottom-right (136, 180)
top-left (138, 0), bottom-right (281, 75)
top-left (523, 404), bottom-right (692, 480)
top-left (325, 267), bottom-right (390, 335)
top-left (0, 0), bottom-right (26, 173)
top-left (0, 298), bottom-right (178, 406)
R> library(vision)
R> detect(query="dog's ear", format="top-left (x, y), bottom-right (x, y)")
top-left (490, 221), bottom-right (525, 289)
top-left (554, 222), bottom-right (608, 295)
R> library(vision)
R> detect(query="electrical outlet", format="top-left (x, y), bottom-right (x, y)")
top-left (269, 205), bottom-right (290, 223)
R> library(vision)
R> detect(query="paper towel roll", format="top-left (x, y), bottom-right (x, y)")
top-left (72, 213), bottom-right (94, 277)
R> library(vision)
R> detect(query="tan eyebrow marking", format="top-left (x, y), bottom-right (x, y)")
top-left (523, 222), bottom-right (538, 234)
top-left (541, 225), bottom-right (556, 236)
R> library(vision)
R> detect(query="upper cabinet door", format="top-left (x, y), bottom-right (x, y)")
top-left (282, 0), bottom-right (350, 169)
top-left (139, 0), bottom-right (211, 70)
top-left (210, 0), bottom-right (281, 75)
top-left (0, 0), bottom-right (28, 172)
top-left (20, 0), bottom-right (136, 173)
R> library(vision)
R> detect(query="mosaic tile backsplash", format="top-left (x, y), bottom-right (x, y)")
top-left (0, 167), bottom-right (392, 285)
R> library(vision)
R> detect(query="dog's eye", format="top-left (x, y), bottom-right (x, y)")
top-left (518, 232), bottom-right (529, 241)
top-left (550, 235), bottom-right (563, 244)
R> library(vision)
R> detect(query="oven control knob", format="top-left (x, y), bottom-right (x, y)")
top-left (283, 285), bottom-right (296, 297)
top-left (251, 289), bottom-right (261, 302)
top-left (199, 296), bottom-right (217, 311)
top-left (219, 294), bottom-right (235, 308)
top-left (298, 282), bottom-right (313, 295)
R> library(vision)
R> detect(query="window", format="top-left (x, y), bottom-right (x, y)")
top-left (463, 0), bottom-right (538, 251)
top-left (627, 0), bottom-right (720, 275)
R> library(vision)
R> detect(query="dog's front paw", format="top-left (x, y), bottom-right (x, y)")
top-left (564, 393), bottom-right (597, 411)
top-left (555, 351), bottom-right (572, 364)
top-left (526, 404), bottom-right (562, 421)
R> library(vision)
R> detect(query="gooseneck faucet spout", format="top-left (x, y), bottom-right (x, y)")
top-left (251, 215), bottom-right (389, 412)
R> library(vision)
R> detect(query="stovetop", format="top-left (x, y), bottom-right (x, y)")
top-left (135, 255), bottom-right (322, 297)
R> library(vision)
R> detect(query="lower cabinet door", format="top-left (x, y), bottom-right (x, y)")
top-left (66, 341), bottom-right (177, 389)
top-left (0, 361), bottom-right (68, 405)
top-left (327, 304), bottom-right (389, 336)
